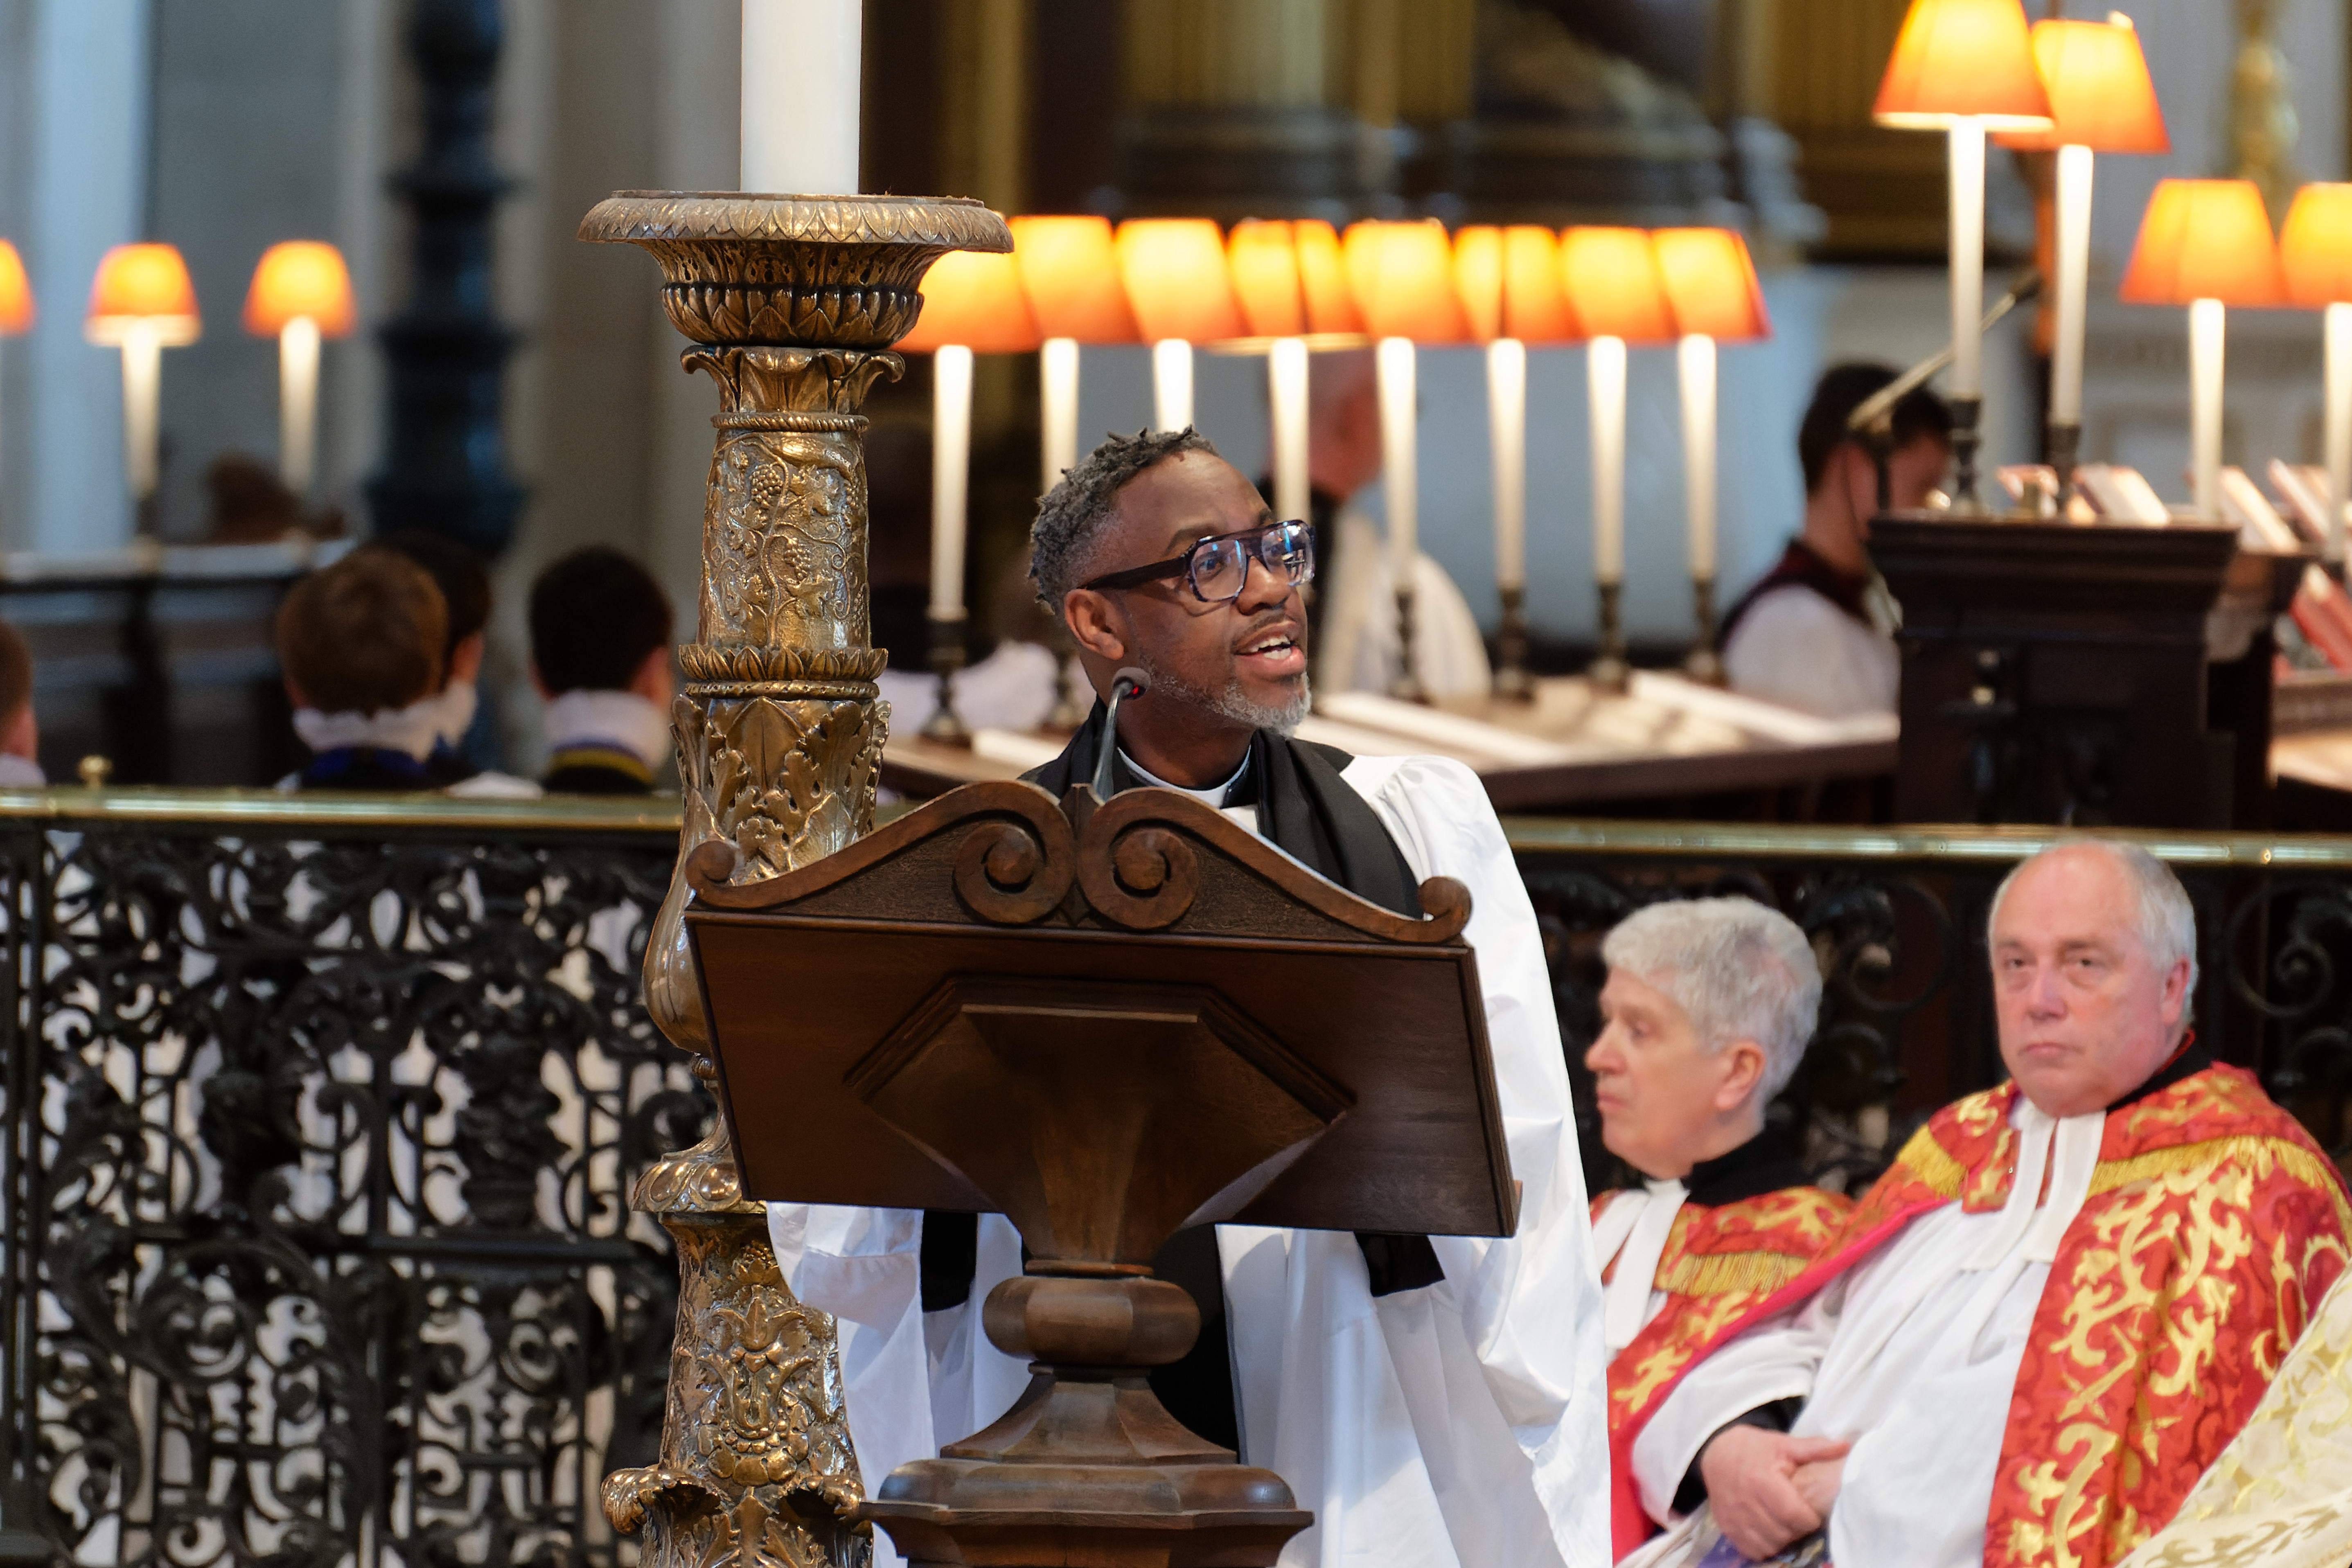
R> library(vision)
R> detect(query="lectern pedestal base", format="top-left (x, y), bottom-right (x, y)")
top-left (862, 1275), bottom-right (1310, 1566)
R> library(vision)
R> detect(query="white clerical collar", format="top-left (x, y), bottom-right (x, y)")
top-left (292, 694), bottom-right (446, 761)
top-left (1119, 747), bottom-right (1250, 808)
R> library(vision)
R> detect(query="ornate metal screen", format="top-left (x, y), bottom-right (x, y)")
top-left (0, 795), bottom-right (690, 1568)
top-left (6, 797), bottom-right (2351, 1568)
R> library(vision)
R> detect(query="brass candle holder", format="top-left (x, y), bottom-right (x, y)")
top-left (1492, 583), bottom-right (1533, 700)
top-left (580, 189), bottom-right (1010, 1568)
top-left (1391, 583), bottom-right (1429, 703)
top-left (1588, 581), bottom-right (1631, 694)
top-left (1685, 575), bottom-right (1725, 686)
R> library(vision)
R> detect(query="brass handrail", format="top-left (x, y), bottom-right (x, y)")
top-left (9, 786), bottom-right (2352, 870)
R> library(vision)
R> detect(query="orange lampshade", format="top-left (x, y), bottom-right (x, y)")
top-left (1454, 225), bottom-right (1579, 345)
top-left (2119, 178), bottom-right (2284, 307)
top-left (1341, 219), bottom-right (1468, 343)
top-left (1652, 228), bottom-right (1770, 342)
top-left (1229, 220), bottom-right (1309, 338)
top-left (1557, 227), bottom-right (1678, 343)
top-left (897, 250), bottom-right (1041, 354)
top-left (2280, 184), bottom-right (2352, 306)
top-left (1114, 219), bottom-right (1245, 344)
top-left (1873, 0), bottom-right (2052, 130)
top-left (1994, 17), bottom-right (2168, 153)
top-left (1228, 219), bottom-right (1373, 340)
top-left (1291, 219), bottom-right (1362, 336)
top-left (243, 241), bottom-right (356, 336)
top-left (85, 243), bottom-right (200, 345)
top-left (0, 241), bottom-right (31, 336)
top-left (1006, 215), bottom-right (1137, 343)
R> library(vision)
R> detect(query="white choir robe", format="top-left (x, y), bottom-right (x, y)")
top-left (769, 752), bottom-right (1611, 1568)
top-left (1626, 1102), bottom-right (2106, 1568)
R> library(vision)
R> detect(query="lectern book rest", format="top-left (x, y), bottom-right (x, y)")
top-left (683, 777), bottom-right (1515, 1567)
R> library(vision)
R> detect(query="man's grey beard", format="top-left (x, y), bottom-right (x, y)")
top-left (1139, 658), bottom-right (1312, 737)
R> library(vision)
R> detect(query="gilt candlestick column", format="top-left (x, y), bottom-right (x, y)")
top-left (582, 190), bottom-right (1011, 1568)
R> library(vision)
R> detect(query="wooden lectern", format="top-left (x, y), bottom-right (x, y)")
top-left (681, 779), bottom-right (1515, 1567)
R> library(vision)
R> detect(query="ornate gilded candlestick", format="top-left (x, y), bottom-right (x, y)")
top-left (581, 189), bottom-right (1010, 1568)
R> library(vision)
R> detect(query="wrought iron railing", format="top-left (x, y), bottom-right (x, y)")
top-left (5, 791), bottom-right (2351, 1568)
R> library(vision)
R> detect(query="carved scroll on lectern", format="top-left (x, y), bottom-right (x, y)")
top-left (578, 191), bottom-right (1010, 1568)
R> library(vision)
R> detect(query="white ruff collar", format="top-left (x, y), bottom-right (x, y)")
top-left (543, 689), bottom-right (671, 768)
top-left (292, 694), bottom-right (446, 761)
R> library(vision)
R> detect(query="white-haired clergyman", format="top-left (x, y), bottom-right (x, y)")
top-left (1585, 897), bottom-right (1850, 1560)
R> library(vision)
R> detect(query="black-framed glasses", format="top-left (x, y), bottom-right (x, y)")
top-left (1080, 518), bottom-right (1316, 604)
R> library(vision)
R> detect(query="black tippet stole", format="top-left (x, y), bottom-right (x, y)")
top-left (919, 702), bottom-right (1443, 1451)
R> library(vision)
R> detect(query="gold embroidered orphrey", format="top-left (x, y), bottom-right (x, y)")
top-left (579, 191), bottom-right (1011, 1568)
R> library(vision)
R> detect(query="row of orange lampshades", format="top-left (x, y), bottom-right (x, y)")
top-left (0, 238), bottom-right (352, 502)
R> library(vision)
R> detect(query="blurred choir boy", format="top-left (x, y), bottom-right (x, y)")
top-left (1623, 842), bottom-right (2352, 1568)
top-left (275, 548), bottom-right (453, 791)
top-left (374, 529), bottom-right (493, 785)
top-left (0, 622), bottom-right (42, 785)
top-left (1721, 365), bottom-right (1951, 718)
top-left (529, 546), bottom-right (675, 795)
top-left (1586, 898), bottom-right (1850, 1559)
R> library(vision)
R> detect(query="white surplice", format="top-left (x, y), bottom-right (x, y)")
top-left (1626, 1101), bottom-right (2105, 1568)
top-left (770, 752), bottom-right (1610, 1568)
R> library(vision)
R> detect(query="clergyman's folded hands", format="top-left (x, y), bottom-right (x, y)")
top-left (1698, 1426), bottom-right (1853, 1561)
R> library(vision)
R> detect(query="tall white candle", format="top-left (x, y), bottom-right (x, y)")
top-left (1678, 333), bottom-right (1717, 581)
top-left (742, 0), bottom-right (861, 194)
top-left (1040, 336), bottom-right (1078, 495)
top-left (121, 324), bottom-right (162, 501)
top-left (2189, 297), bottom-right (2224, 520)
top-left (1151, 339), bottom-right (1193, 432)
top-left (279, 316), bottom-right (321, 495)
top-left (1589, 335), bottom-right (1628, 586)
top-left (1947, 120), bottom-right (1987, 401)
top-left (2327, 302), bottom-right (2352, 568)
top-left (1486, 338), bottom-right (1527, 592)
top-left (2050, 143), bottom-right (2094, 425)
top-left (1377, 336), bottom-right (1418, 575)
top-left (1269, 336), bottom-right (1310, 525)
top-left (930, 343), bottom-right (974, 619)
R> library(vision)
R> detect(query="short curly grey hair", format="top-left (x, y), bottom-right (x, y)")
top-left (1030, 427), bottom-right (1220, 610)
top-left (1601, 897), bottom-right (1823, 1099)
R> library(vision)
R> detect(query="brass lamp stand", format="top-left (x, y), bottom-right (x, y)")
top-left (581, 190), bottom-right (1010, 1568)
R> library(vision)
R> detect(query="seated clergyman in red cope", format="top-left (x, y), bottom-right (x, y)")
top-left (1621, 840), bottom-right (2352, 1568)
top-left (1586, 897), bottom-right (1852, 1561)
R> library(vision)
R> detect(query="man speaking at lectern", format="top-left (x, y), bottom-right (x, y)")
top-left (773, 428), bottom-right (1610, 1568)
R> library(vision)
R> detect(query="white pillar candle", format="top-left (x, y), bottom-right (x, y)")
top-left (120, 323), bottom-right (162, 501)
top-left (1377, 336), bottom-right (1418, 574)
top-left (1151, 339), bottom-right (1193, 432)
top-left (1947, 120), bottom-right (1987, 401)
top-left (1678, 333), bottom-right (1717, 581)
top-left (279, 315), bottom-right (322, 495)
top-left (1589, 334), bottom-right (1628, 586)
top-left (930, 342), bottom-right (973, 619)
top-left (2050, 144), bottom-right (2094, 426)
top-left (741, 0), bottom-right (861, 194)
top-left (2189, 297), bottom-right (2225, 520)
top-left (1486, 337), bottom-right (1527, 592)
top-left (2326, 302), bottom-right (2351, 568)
top-left (1269, 335), bottom-right (1310, 525)
top-left (1039, 335), bottom-right (1078, 495)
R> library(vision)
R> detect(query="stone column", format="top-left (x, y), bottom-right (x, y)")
top-left (584, 191), bottom-right (1011, 1568)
